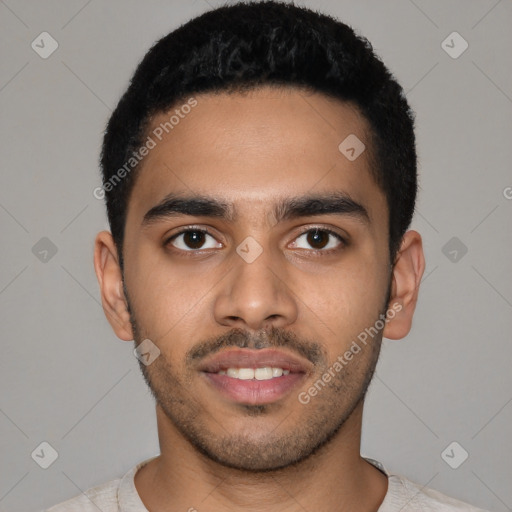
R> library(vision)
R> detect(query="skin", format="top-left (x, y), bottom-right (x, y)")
top-left (94, 85), bottom-right (425, 512)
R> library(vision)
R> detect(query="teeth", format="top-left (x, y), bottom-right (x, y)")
top-left (238, 368), bottom-right (254, 380)
top-left (218, 367), bottom-right (290, 380)
top-left (255, 367), bottom-right (273, 380)
top-left (272, 367), bottom-right (283, 377)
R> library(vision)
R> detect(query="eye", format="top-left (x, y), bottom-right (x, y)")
top-left (291, 228), bottom-right (345, 251)
top-left (167, 228), bottom-right (221, 251)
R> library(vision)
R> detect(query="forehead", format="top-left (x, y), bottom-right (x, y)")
top-left (126, 86), bottom-right (386, 226)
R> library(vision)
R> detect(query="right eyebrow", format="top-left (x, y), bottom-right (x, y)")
top-left (142, 194), bottom-right (234, 226)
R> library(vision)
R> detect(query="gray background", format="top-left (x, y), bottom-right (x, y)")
top-left (1, 0), bottom-right (511, 510)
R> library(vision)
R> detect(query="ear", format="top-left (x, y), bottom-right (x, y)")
top-left (93, 231), bottom-right (134, 341)
top-left (382, 230), bottom-right (425, 340)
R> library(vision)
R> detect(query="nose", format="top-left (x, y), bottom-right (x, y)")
top-left (213, 244), bottom-right (298, 332)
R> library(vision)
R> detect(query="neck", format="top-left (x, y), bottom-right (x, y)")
top-left (135, 402), bottom-right (388, 512)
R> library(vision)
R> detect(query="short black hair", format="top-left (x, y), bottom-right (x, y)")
top-left (100, 0), bottom-right (417, 268)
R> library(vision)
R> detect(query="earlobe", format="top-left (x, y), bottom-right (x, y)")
top-left (382, 230), bottom-right (425, 340)
top-left (93, 231), bottom-right (134, 341)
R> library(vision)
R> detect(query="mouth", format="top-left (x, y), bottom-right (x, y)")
top-left (217, 366), bottom-right (290, 379)
top-left (198, 348), bottom-right (311, 405)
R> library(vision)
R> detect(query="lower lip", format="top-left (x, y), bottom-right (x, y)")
top-left (202, 372), bottom-right (306, 405)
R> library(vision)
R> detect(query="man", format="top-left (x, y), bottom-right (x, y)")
top-left (46, 1), bottom-right (488, 510)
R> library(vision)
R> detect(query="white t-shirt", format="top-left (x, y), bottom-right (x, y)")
top-left (44, 456), bottom-right (489, 511)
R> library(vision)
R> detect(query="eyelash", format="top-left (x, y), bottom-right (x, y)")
top-left (164, 226), bottom-right (347, 256)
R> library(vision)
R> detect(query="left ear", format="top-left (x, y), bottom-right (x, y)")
top-left (383, 230), bottom-right (425, 340)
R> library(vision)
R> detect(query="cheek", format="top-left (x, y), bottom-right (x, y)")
top-left (124, 246), bottom-right (212, 341)
top-left (294, 256), bottom-right (387, 345)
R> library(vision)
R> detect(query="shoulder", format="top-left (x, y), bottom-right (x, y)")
top-left (42, 456), bottom-right (157, 512)
top-left (44, 478), bottom-right (121, 512)
top-left (386, 473), bottom-right (490, 512)
top-left (363, 458), bottom-right (489, 512)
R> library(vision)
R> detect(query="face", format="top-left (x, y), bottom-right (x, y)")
top-left (100, 86), bottom-right (404, 472)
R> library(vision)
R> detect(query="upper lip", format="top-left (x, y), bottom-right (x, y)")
top-left (198, 348), bottom-right (312, 374)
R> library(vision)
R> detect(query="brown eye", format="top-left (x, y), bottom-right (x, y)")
top-left (306, 229), bottom-right (330, 249)
top-left (292, 228), bottom-right (344, 251)
top-left (183, 231), bottom-right (206, 249)
top-left (168, 229), bottom-right (221, 251)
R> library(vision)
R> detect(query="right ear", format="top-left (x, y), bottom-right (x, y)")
top-left (93, 231), bottom-right (134, 341)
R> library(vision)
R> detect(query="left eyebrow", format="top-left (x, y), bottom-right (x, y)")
top-left (273, 192), bottom-right (370, 226)
top-left (141, 191), bottom-right (370, 227)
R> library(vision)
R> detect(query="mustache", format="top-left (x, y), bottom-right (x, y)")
top-left (186, 325), bottom-right (326, 367)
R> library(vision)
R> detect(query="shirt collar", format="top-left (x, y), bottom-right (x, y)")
top-left (119, 455), bottom-right (392, 511)
top-left (118, 456), bottom-right (159, 511)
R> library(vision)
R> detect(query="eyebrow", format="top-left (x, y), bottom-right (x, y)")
top-left (141, 192), bottom-right (370, 227)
